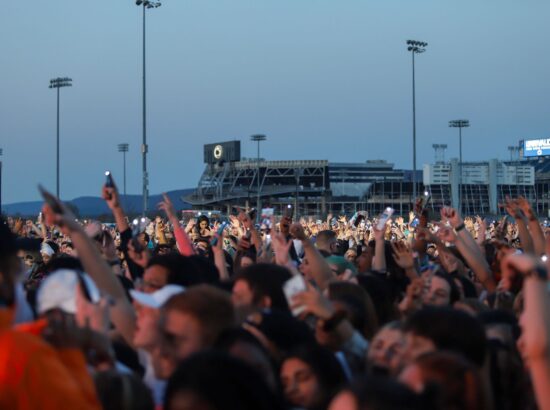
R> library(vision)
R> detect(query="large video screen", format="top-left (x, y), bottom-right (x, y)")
top-left (523, 139), bottom-right (550, 157)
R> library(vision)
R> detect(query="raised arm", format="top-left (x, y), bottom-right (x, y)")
top-left (439, 207), bottom-right (496, 292)
top-left (158, 193), bottom-right (195, 256)
top-left (290, 223), bottom-right (335, 291)
top-left (505, 253), bottom-right (550, 410)
top-left (42, 194), bottom-right (136, 345)
top-left (517, 197), bottom-right (546, 256)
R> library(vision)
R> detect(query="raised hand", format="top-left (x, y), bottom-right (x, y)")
top-left (158, 193), bottom-right (177, 221)
top-left (290, 223), bottom-right (307, 241)
top-left (291, 283), bottom-right (335, 320)
top-left (391, 241), bottom-right (415, 270)
top-left (436, 223), bottom-right (457, 243)
top-left (102, 178), bottom-right (121, 210)
top-left (271, 231), bottom-right (293, 266)
top-left (440, 206), bottom-right (463, 229)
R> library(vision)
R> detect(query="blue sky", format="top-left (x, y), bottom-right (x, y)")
top-left (1, 0), bottom-right (549, 203)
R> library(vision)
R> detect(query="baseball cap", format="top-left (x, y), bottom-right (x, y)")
top-left (130, 284), bottom-right (185, 309)
top-left (36, 269), bottom-right (101, 315)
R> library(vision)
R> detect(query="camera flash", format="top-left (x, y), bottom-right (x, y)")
top-left (105, 171), bottom-right (111, 176)
top-left (542, 255), bottom-right (548, 263)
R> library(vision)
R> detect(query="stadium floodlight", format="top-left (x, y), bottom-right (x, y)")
top-left (251, 135), bottom-right (267, 221)
top-left (449, 119), bottom-right (470, 215)
top-left (134, 0), bottom-right (161, 215)
top-left (405, 39), bottom-right (428, 200)
top-left (118, 143), bottom-right (130, 197)
top-left (49, 77), bottom-right (73, 198)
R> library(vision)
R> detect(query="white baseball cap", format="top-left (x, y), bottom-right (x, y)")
top-left (130, 284), bottom-right (185, 309)
top-left (37, 269), bottom-right (101, 315)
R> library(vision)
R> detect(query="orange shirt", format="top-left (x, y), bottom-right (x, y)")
top-left (0, 309), bottom-right (101, 410)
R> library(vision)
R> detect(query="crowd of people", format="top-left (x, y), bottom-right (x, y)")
top-left (2, 176), bottom-right (550, 410)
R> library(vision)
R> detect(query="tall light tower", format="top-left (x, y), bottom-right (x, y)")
top-left (406, 40), bottom-right (428, 201)
top-left (49, 77), bottom-right (72, 198)
top-left (135, 0), bottom-right (161, 215)
top-left (251, 134), bottom-right (266, 220)
top-left (0, 149), bottom-right (3, 214)
top-left (449, 119), bottom-right (470, 214)
top-left (118, 143), bottom-right (129, 197)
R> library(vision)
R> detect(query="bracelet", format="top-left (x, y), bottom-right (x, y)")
top-left (455, 223), bottom-right (466, 232)
top-left (525, 266), bottom-right (548, 281)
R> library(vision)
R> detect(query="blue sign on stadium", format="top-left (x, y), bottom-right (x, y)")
top-left (524, 139), bottom-right (550, 157)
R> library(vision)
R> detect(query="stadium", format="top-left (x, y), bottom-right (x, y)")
top-left (185, 139), bottom-right (550, 217)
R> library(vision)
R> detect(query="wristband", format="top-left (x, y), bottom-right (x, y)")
top-left (455, 223), bottom-right (466, 232)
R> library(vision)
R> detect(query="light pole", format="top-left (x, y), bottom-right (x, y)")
top-left (135, 0), bottom-right (161, 215)
top-left (49, 77), bottom-right (72, 198)
top-left (118, 143), bottom-right (129, 197)
top-left (251, 134), bottom-right (266, 220)
top-left (0, 149), bottom-right (3, 214)
top-left (449, 119), bottom-right (470, 214)
top-left (406, 40), bottom-right (428, 201)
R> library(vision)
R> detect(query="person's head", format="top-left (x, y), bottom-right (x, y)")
top-left (215, 327), bottom-right (278, 391)
top-left (40, 242), bottom-right (56, 264)
top-left (0, 217), bottom-right (22, 309)
top-left (356, 246), bottom-right (374, 273)
top-left (367, 321), bottom-right (404, 375)
top-left (131, 285), bottom-right (185, 350)
top-left (422, 272), bottom-right (460, 307)
top-left (316, 230), bottom-right (337, 255)
top-left (401, 307), bottom-right (487, 369)
top-left (327, 281), bottom-right (378, 339)
top-left (325, 255), bottom-right (357, 280)
top-left (36, 268), bottom-right (101, 327)
top-left (157, 285), bottom-right (234, 378)
top-left (232, 263), bottom-right (292, 313)
top-left (94, 370), bottom-right (154, 410)
top-left (280, 343), bottom-right (346, 410)
top-left (143, 254), bottom-right (218, 293)
top-left (164, 351), bottom-right (281, 410)
top-left (399, 351), bottom-right (488, 410)
top-left (478, 309), bottom-right (520, 349)
top-left (329, 375), bottom-right (428, 410)
top-left (197, 215), bottom-right (210, 231)
top-left (279, 215), bottom-right (292, 236)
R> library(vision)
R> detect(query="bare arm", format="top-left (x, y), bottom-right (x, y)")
top-left (371, 224), bottom-right (387, 273)
top-left (43, 198), bottom-right (136, 346)
top-left (290, 223), bottom-right (336, 291)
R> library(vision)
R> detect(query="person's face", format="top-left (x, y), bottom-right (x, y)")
top-left (134, 304), bottom-right (160, 350)
top-left (399, 332), bottom-right (436, 369)
top-left (367, 327), bottom-right (405, 373)
top-left (398, 363), bottom-right (425, 393)
top-left (299, 257), bottom-right (313, 278)
top-left (141, 265), bottom-right (169, 293)
top-left (160, 310), bottom-right (204, 371)
top-left (199, 220), bottom-right (208, 230)
top-left (423, 276), bottom-right (451, 306)
top-left (344, 250), bottom-right (356, 262)
top-left (41, 253), bottom-right (51, 264)
top-left (232, 279), bottom-right (254, 308)
top-left (281, 357), bottom-right (321, 410)
top-left (138, 232), bottom-right (148, 246)
top-left (328, 391), bottom-right (358, 410)
top-left (356, 248), bottom-right (373, 273)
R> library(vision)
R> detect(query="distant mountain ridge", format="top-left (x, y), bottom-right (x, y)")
top-left (3, 189), bottom-right (194, 217)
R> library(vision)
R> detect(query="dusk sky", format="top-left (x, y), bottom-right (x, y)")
top-left (1, 0), bottom-right (549, 204)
